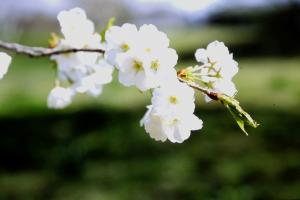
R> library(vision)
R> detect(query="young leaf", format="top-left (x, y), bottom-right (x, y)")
top-left (226, 103), bottom-right (248, 135)
top-left (101, 17), bottom-right (116, 42)
top-left (218, 94), bottom-right (259, 135)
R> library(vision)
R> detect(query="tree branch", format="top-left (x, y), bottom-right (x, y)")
top-left (0, 40), bottom-right (105, 57)
top-left (177, 77), bottom-right (219, 101)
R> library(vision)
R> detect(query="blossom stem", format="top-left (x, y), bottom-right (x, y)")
top-left (177, 77), bottom-right (219, 101)
top-left (0, 40), bottom-right (105, 57)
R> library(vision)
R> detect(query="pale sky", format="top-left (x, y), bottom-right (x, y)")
top-left (0, 0), bottom-right (299, 22)
top-left (133, 0), bottom-right (300, 13)
top-left (135, 0), bottom-right (219, 12)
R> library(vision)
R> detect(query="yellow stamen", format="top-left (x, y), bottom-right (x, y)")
top-left (121, 43), bottom-right (130, 51)
top-left (133, 60), bottom-right (143, 72)
top-left (151, 59), bottom-right (160, 71)
top-left (169, 96), bottom-right (178, 104)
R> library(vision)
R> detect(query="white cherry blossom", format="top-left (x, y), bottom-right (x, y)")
top-left (73, 60), bottom-right (114, 96)
top-left (146, 48), bottom-right (178, 89)
top-left (141, 80), bottom-right (203, 143)
top-left (138, 24), bottom-right (170, 53)
top-left (151, 79), bottom-right (195, 114)
top-left (105, 23), bottom-right (139, 66)
top-left (107, 23), bottom-right (178, 91)
top-left (141, 105), bottom-right (203, 143)
top-left (47, 86), bottom-right (74, 109)
top-left (0, 52), bottom-right (12, 80)
top-left (195, 41), bottom-right (238, 80)
top-left (194, 41), bottom-right (239, 101)
top-left (50, 7), bottom-right (113, 101)
top-left (116, 50), bottom-right (150, 91)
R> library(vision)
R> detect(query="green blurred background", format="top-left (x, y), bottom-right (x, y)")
top-left (0, 0), bottom-right (300, 199)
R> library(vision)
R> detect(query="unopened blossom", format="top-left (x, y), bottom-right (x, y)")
top-left (0, 52), bottom-right (12, 80)
top-left (47, 86), bottom-right (74, 109)
top-left (141, 80), bottom-right (203, 143)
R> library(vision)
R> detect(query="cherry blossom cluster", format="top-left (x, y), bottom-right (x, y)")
top-left (49, 8), bottom-right (114, 108)
top-left (103, 19), bottom-right (203, 142)
top-left (0, 7), bottom-right (250, 143)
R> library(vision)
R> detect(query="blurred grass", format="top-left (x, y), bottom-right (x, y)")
top-left (1, 26), bottom-right (300, 200)
top-left (168, 25), bottom-right (259, 55)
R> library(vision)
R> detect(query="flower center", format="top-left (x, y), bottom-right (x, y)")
top-left (169, 96), bottom-right (178, 104)
top-left (121, 43), bottom-right (130, 52)
top-left (171, 118), bottom-right (179, 125)
top-left (151, 59), bottom-right (160, 71)
top-left (133, 60), bottom-right (143, 73)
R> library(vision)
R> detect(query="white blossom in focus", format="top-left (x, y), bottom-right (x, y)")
top-left (137, 24), bottom-right (170, 52)
top-left (146, 48), bottom-right (178, 89)
top-left (116, 50), bottom-right (150, 91)
top-left (194, 41), bottom-right (239, 101)
top-left (47, 86), bottom-right (74, 109)
top-left (105, 23), bottom-right (139, 66)
top-left (0, 52), bottom-right (12, 80)
top-left (106, 23), bottom-right (178, 91)
top-left (151, 79), bottom-right (196, 114)
top-left (141, 80), bottom-right (203, 143)
top-left (195, 41), bottom-right (238, 79)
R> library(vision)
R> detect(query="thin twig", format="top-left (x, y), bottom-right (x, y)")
top-left (0, 40), bottom-right (105, 57)
top-left (177, 77), bottom-right (219, 100)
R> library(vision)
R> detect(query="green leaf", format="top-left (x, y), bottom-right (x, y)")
top-left (226, 104), bottom-right (248, 135)
top-left (101, 17), bottom-right (116, 42)
top-left (218, 94), bottom-right (259, 135)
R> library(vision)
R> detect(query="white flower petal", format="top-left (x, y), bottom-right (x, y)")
top-left (47, 86), bottom-right (73, 109)
top-left (138, 24), bottom-right (169, 50)
top-left (0, 52), bottom-right (12, 80)
top-left (141, 106), bottom-right (168, 142)
top-left (195, 48), bottom-right (208, 63)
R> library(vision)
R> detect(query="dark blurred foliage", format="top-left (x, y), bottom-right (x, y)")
top-left (1, 107), bottom-right (300, 199)
top-left (208, 3), bottom-right (300, 57)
